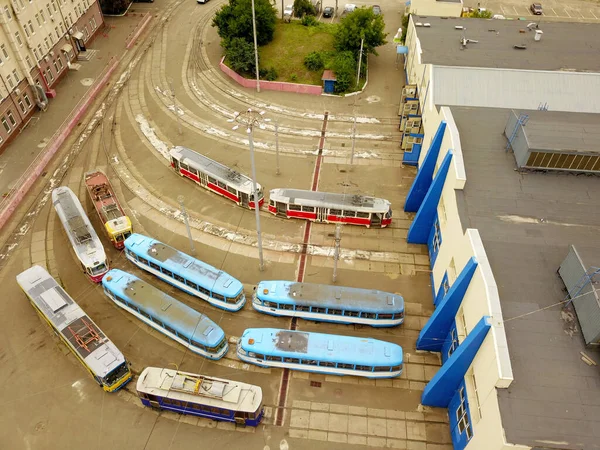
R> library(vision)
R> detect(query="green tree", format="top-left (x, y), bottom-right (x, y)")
top-left (224, 37), bottom-right (258, 74)
top-left (99, 0), bottom-right (132, 15)
top-left (334, 7), bottom-right (387, 57)
top-left (332, 51), bottom-right (356, 93)
top-left (212, 0), bottom-right (277, 46)
top-left (293, 0), bottom-right (316, 17)
top-left (470, 9), bottom-right (493, 18)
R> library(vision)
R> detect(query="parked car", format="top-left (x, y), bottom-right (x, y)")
top-left (323, 6), bottom-right (334, 17)
top-left (372, 5), bottom-right (381, 15)
top-left (344, 3), bottom-right (356, 13)
top-left (530, 3), bottom-right (543, 14)
top-left (284, 4), bottom-right (294, 16)
top-left (492, 14), bottom-right (506, 19)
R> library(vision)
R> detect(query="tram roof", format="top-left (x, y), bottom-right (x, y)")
top-left (102, 269), bottom-right (225, 347)
top-left (137, 367), bottom-right (262, 412)
top-left (52, 186), bottom-right (106, 269)
top-left (125, 233), bottom-right (243, 298)
top-left (256, 281), bottom-right (404, 313)
top-left (269, 188), bottom-right (391, 213)
top-left (240, 328), bottom-right (403, 366)
top-left (16, 265), bottom-right (126, 377)
top-left (84, 170), bottom-right (127, 224)
top-left (170, 146), bottom-right (261, 192)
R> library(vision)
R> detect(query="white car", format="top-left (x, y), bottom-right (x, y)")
top-left (197, 0), bottom-right (209, 3)
top-left (344, 3), bottom-right (356, 12)
top-left (284, 4), bottom-right (293, 15)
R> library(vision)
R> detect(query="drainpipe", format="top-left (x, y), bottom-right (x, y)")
top-left (0, 10), bottom-right (48, 110)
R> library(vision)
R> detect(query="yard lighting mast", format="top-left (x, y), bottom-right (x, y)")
top-left (251, 0), bottom-right (261, 93)
top-left (230, 109), bottom-right (270, 271)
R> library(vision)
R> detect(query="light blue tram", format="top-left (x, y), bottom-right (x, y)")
top-left (253, 281), bottom-right (404, 327)
top-left (237, 328), bottom-right (403, 378)
top-left (123, 233), bottom-right (245, 312)
top-left (102, 269), bottom-right (228, 360)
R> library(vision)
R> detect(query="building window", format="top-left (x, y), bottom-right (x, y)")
top-left (1, 44), bottom-right (9, 60)
top-left (448, 327), bottom-right (459, 359)
top-left (18, 98), bottom-right (26, 114)
top-left (37, 45), bottom-right (43, 59)
top-left (28, 20), bottom-right (34, 35)
top-left (456, 387), bottom-right (473, 440)
top-left (68, 13), bottom-right (73, 26)
top-left (14, 31), bottom-right (22, 46)
top-left (55, 26), bottom-right (60, 40)
top-left (46, 3), bottom-right (52, 17)
top-left (471, 372), bottom-right (482, 420)
top-left (2, 117), bottom-right (10, 133)
top-left (90, 17), bottom-right (97, 30)
top-left (4, 5), bottom-right (11, 20)
top-left (56, 55), bottom-right (63, 69)
top-left (12, 69), bottom-right (19, 83)
top-left (25, 55), bottom-right (33, 69)
top-left (53, 60), bottom-right (59, 73)
top-left (33, 48), bottom-right (39, 60)
top-left (23, 93), bottom-right (32, 108)
top-left (442, 276), bottom-right (450, 295)
top-left (6, 74), bottom-right (14, 89)
top-left (84, 25), bottom-right (89, 40)
top-left (52, 0), bottom-right (58, 13)
top-left (44, 37), bottom-right (50, 50)
top-left (35, 13), bottom-right (42, 27)
top-left (40, 10), bottom-right (46, 22)
top-left (47, 68), bottom-right (54, 82)
top-left (7, 111), bottom-right (16, 127)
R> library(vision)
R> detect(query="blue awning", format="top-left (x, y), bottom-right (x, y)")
top-left (397, 46), bottom-right (408, 54)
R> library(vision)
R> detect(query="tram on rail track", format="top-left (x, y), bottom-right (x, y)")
top-left (237, 328), bottom-right (403, 378)
top-left (52, 186), bottom-right (109, 282)
top-left (268, 188), bottom-right (392, 228)
top-left (16, 265), bottom-right (132, 392)
top-left (253, 281), bottom-right (405, 327)
top-left (136, 367), bottom-right (264, 426)
top-left (102, 269), bottom-right (229, 360)
top-left (170, 146), bottom-right (264, 210)
top-left (124, 233), bottom-right (246, 312)
top-left (84, 170), bottom-right (132, 250)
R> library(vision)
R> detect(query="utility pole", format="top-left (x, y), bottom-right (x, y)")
top-left (251, 0), bottom-right (261, 93)
top-left (169, 79), bottom-right (182, 135)
top-left (275, 121), bottom-right (280, 175)
top-left (332, 224), bottom-right (342, 283)
top-left (349, 116), bottom-right (357, 168)
top-left (356, 37), bottom-right (364, 88)
top-left (230, 109), bottom-right (269, 271)
top-left (178, 195), bottom-right (196, 256)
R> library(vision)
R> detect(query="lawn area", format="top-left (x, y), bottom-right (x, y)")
top-left (259, 21), bottom-right (336, 85)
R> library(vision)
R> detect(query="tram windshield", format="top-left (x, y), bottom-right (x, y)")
top-left (89, 262), bottom-right (107, 275)
top-left (103, 361), bottom-right (129, 386)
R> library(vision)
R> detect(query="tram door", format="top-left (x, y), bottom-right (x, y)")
top-left (370, 213), bottom-right (382, 227)
top-left (240, 192), bottom-right (249, 208)
top-left (172, 157), bottom-right (180, 171)
top-left (199, 172), bottom-right (208, 187)
top-left (316, 207), bottom-right (327, 222)
top-left (276, 202), bottom-right (287, 216)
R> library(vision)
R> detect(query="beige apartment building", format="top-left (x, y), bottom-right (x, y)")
top-left (0, 0), bottom-right (104, 150)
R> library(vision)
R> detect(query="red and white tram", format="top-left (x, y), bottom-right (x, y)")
top-left (170, 147), bottom-right (264, 210)
top-left (268, 188), bottom-right (392, 228)
top-left (52, 186), bottom-right (109, 283)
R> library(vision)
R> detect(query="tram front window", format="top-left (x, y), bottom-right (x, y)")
top-left (386, 209), bottom-right (392, 218)
top-left (115, 234), bottom-right (124, 243)
top-left (90, 262), bottom-right (107, 275)
top-left (103, 361), bottom-right (129, 386)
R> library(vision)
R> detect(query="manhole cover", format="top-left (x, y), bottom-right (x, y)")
top-left (81, 78), bottom-right (94, 86)
top-left (366, 95), bottom-right (380, 103)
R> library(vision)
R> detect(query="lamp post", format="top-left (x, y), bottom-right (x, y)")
top-left (177, 195), bottom-right (196, 256)
top-left (251, 0), bottom-right (261, 93)
top-left (230, 109), bottom-right (268, 271)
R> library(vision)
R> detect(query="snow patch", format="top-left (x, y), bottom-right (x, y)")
top-left (135, 114), bottom-right (172, 161)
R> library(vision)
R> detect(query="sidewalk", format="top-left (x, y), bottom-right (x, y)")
top-left (0, 13), bottom-right (151, 197)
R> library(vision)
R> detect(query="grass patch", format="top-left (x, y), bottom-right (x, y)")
top-left (259, 21), bottom-right (336, 85)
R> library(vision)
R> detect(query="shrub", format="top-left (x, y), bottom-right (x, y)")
top-left (332, 51), bottom-right (356, 93)
top-left (293, 0), bottom-right (316, 17)
top-left (224, 37), bottom-right (257, 75)
top-left (304, 51), bottom-right (324, 71)
top-left (301, 15), bottom-right (318, 26)
top-left (290, 73), bottom-right (298, 82)
top-left (264, 67), bottom-right (278, 80)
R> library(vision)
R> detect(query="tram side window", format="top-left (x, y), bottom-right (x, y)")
top-left (192, 340), bottom-right (206, 351)
top-left (284, 357), bottom-right (300, 364)
top-left (126, 249), bottom-right (135, 258)
top-left (208, 176), bottom-right (217, 184)
top-left (226, 186), bottom-right (237, 195)
top-left (345, 310), bottom-right (360, 317)
top-left (280, 304), bottom-right (293, 310)
top-left (320, 361), bottom-right (336, 368)
top-left (312, 307), bottom-right (326, 313)
top-left (295, 305), bottom-right (310, 312)
top-left (139, 309), bottom-right (152, 320)
top-left (174, 274), bottom-right (185, 283)
top-left (149, 261), bottom-right (161, 270)
top-left (264, 301), bottom-right (277, 308)
top-left (266, 355), bottom-right (282, 362)
top-left (392, 365), bottom-right (402, 372)
top-left (151, 317), bottom-right (164, 328)
top-left (217, 181), bottom-right (227, 189)
top-left (189, 167), bottom-right (198, 175)
top-left (356, 365), bottom-right (373, 372)
top-left (197, 286), bottom-right (210, 296)
top-left (330, 209), bottom-right (342, 216)
top-left (357, 211), bottom-right (370, 218)
top-left (113, 294), bottom-right (125, 305)
top-left (362, 312), bottom-right (376, 319)
top-left (374, 366), bottom-right (392, 372)
top-left (302, 359), bottom-right (318, 366)
top-left (180, 163), bottom-right (189, 171)
top-left (213, 293), bottom-right (225, 302)
top-left (289, 204), bottom-right (302, 211)
top-left (329, 309), bottom-right (342, 315)
top-left (343, 210), bottom-right (356, 217)
top-left (186, 280), bottom-right (198, 290)
top-left (378, 314), bottom-right (393, 319)
top-left (162, 268), bottom-right (173, 277)
top-left (138, 257), bottom-right (149, 266)
top-left (269, 200), bottom-right (275, 206)
top-left (338, 363), bottom-right (354, 369)
top-left (302, 206), bottom-right (314, 212)
top-left (163, 323), bottom-right (178, 336)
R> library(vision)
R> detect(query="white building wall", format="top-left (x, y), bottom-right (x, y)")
top-left (405, 15), bottom-right (521, 450)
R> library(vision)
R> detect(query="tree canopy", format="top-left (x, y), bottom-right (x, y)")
top-left (334, 8), bottom-right (387, 56)
top-left (99, 0), bottom-right (132, 15)
top-left (212, 0), bottom-right (277, 47)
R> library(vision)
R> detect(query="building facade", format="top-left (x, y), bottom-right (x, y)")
top-left (0, 0), bottom-right (104, 150)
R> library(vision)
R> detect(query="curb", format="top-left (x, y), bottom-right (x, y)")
top-left (126, 13), bottom-right (153, 49)
top-left (0, 58), bottom-right (120, 231)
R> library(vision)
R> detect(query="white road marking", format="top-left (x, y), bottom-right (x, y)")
top-left (549, 7), bottom-right (557, 16)
top-left (564, 8), bottom-right (571, 17)
top-left (591, 10), bottom-right (599, 19)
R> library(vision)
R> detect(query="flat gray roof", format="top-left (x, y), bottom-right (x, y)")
top-left (521, 111), bottom-right (600, 154)
top-left (412, 16), bottom-right (600, 72)
top-left (452, 106), bottom-right (600, 450)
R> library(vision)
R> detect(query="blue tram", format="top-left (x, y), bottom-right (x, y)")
top-left (137, 367), bottom-right (264, 426)
top-left (253, 280), bottom-right (404, 327)
top-left (237, 328), bottom-right (403, 378)
top-left (102, 269), bottom-right (228, 360)
top-left (124, 233), bottom-right (245, 311)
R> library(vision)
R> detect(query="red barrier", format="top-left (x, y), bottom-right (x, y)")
top-left (219, 57), bottom-right (322, 96)
top-left (0, 58), bottom-right (120, 231)
top-left (126, 13), bottom-right (152, 49)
